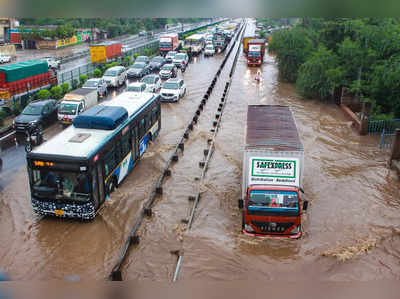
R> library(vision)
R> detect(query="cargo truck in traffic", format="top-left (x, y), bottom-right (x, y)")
top-left (159, 33), bottom-right (180, 55)
top-left (242, 38), bottom-right (265, 66)
top-left (239, 105), bottom-right (308, 238)
top-left (57, 88), bottom-right (98, 127)
top-left (89, 42), bottom-right (122, 64)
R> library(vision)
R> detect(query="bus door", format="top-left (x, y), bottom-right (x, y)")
top-left (96, 161), bottom-right (106, 205)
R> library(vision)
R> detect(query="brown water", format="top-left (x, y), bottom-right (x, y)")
top-left (1, 20), bottom-right (400, 281)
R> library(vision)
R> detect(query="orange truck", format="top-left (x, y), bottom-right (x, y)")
top-left (159, 33), bottom-right (180, 55)
top-left (89, 42), bottom-right (122, 64)
top-left (239, 105), bottom-right (308, 238)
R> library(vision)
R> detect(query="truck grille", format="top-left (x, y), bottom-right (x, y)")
top-left (251, 221), bottom-right (294, 233)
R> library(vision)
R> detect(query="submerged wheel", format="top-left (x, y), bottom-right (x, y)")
top-left (107, 178), bottom-right (116, 194)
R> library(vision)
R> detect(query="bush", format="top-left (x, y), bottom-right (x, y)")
top-left (50, 86), bottom-right (63, 100)
top-left (36, 89), bottom-right (51, 100)
top-left (10, 101), bottom-right (22, 116)
top-left (93, 68), bottom-right (102, 78)
top-left (143, 49), bottom-right (151, 56)
top-left (72, 79), bottom-right (79, 90)
top-left (60, 82), bottom-right (70, 94)
top-left (133, 53), bottom-right (139, 59)
top-left (79, 74), bottom-right (88, 85)
top-left (123, 56), bottom-right (131, 67)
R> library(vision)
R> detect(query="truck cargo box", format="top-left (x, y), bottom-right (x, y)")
top-left (90, 42), bottom-right (122, 63)
top-left (242, 105), bottom-right (304, 198)
top-left (0, 60), bottom-right (48, 83)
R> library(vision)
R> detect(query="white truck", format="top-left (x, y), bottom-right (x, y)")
top-left (58, 88), bottom-right (98, 127)
top-left (239, 105), bottom-right (308, 238)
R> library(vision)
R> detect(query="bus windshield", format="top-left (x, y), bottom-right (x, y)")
top-left (248, 190), bottom-right (298, 211)
top-left (30, 168), bottom-right (90, 201)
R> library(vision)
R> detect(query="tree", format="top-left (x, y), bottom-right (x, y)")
top-left (50, 86), bottom-right (63, 100)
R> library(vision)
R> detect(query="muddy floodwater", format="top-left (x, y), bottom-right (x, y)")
top-left (1, 20), bottom-right (400, 281)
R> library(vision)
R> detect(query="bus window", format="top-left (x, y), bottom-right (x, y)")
top-left (104, 148), bottom-right (117, 176)
top-left (145, 113), bottom-right (151, 130)
top-left (151, 106), bottom-right (158, 123)
top-left (115, 141), bottom-right (122, 164)
top-left (131, 126), bottom-right (138, 159)
top-left (139, 118), bottom-right (145, 138)
top-left (121, 133), bottom-right (131, 157)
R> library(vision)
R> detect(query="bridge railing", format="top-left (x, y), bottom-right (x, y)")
top-left (368, 119), bottom-right (400, 134)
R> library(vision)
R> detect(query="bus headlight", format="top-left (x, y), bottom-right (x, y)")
top-left (290, 225), bottom-right (301, 234)
top-left (244, 224), bottom-right (254, 233)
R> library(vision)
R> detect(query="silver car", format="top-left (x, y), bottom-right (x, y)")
top-left (82, 78), bottom-right (108, 97)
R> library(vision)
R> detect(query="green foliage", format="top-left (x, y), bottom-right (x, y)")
top-left (36, 89), bottom-right (51, 100)
top-left (269, 27), bottom-right (314, 82)
top-left (93, 68), bottom-right (102, 78)
top-left (133, 53), bottom-right (139, 59)
top-left (79, 75), bottom-right (88, 85)
top-left (296, 45), bottom-right (342, 99)
top-left (143, 49), bottom-right (151, 56)
top-left (123, 56), bottom-right (131, 67)
top-left (50, 86), bottom-right (63, 100)
top-left (72, 79), bottom-right (79, 90)
top-left (60, 82), bottom-right (70, 94)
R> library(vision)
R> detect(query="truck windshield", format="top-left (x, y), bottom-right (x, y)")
top-left (248, 51), bottom-right (260, 57)
top-left (248, 190), bottom-right (298, 211)
top-left (30, 168), bottom-right (90, 201)
top-left (59, 103), bottom-right (78, 115)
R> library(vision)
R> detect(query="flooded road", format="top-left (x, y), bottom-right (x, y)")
top-left (1, 20), bottom-right (400, 281)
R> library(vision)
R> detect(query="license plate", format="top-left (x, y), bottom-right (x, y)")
top-left (62, 121), bottom-right (70, 124)
top-left (55, 209), bottom-right (64, 216)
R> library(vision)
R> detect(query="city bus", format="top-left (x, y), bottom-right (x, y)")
top-left (183, 34), bottom-right (205, 55)
top-left (26, 92), bottom-right (161, 220)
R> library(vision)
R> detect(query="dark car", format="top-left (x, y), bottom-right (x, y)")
top-left (148, 56), bottom-right (165, 71)
top-left (127, 62), bottom-right (150, 78)
top-left (159, 63), bottom-right (178, 80)
top-left (13, 99), bottom-right (58, 134)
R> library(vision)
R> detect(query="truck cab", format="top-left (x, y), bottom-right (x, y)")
top-left (57, 88), bottom-right (97, 126)
top-left (242, 185), bottom-right (306, 238)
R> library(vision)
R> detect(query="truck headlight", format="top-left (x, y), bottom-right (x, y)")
top-left (244, 224), bottom-right (254, 233)
top-left (290, 225), bottom-right (301, 234)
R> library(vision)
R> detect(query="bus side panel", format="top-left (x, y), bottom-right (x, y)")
top-left (117, 152), bottom-right (133, 185)
top-left (139, 134), bottom-right (149, 157)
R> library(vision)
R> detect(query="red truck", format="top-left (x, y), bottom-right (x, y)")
top-left (0, 60), bottom-right (57, 107)
top-left (239, 105), bottom-right (308, 238)
top-left (246, 39), bottom-right (265, 66)
top-left (159, 33), bottom-right (180, 55)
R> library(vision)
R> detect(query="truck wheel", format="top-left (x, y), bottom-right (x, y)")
top-left (241, 210), bottom-right (245, 230)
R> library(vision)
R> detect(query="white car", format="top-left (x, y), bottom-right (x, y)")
top-left (204, 44), bottom-right (215, 56)
top-left (124, 82), bottom-right (147, 94)
top-left (82, 78), bottom-right (108, 97)
top-left (160, 78), bottom-right (186, 102)
top-left (43, 57), bottom-right (60, 69)
top-left (0, 54), bottom-right (11, 64)
top-left (173, 53), bottom-right (189, 68)
top-left (165, 51), bottom-right (177, 63)
top-left (141, 74), bottom-right (161, 93)
top-left (102, 66), bottom-right (127, 88)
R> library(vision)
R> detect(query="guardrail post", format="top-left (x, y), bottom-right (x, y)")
top-left (389, 129), bottom-right (400, 167)
top-left (359, 102), bottom-right (371, 136)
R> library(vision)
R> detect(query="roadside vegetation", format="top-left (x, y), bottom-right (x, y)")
top-left (268, 18), bottom-right (400, 120)
top-left (19, 18), bottom-right (210, 39)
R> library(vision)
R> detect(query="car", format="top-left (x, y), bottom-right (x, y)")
top-left (0, 54), bottom-right (11, 64)
top-left (165, 51), bottom-right (177, 63)
top-left (127, 62), bottom-right (150, 78)
top-left (82, 78), bottom-right (108, 97)
top-left (42, 57), bottom-right (60, 69)
top-left (172, 53), bottom-right (189, 68)
top-left (148, 56), bottom-right (165, 71)
top-left (160, 78), bottom-right (186, 102)
top-left (13, 99), bottom-right (58, 134)
top-left (159, 63), bottom-right (177, 80)
top-left (135, 56), bottom-right (150, 64)
top-left (124, 82), bottom-right (147, 94)
top-left (102, 66), bottom-right (127, 88)
top-left (204, 44), bottom-right (215, 56)
top-left (141, 74), bottom-right (161, 93)
top-left (139, 30), bottom-right (147, 37)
